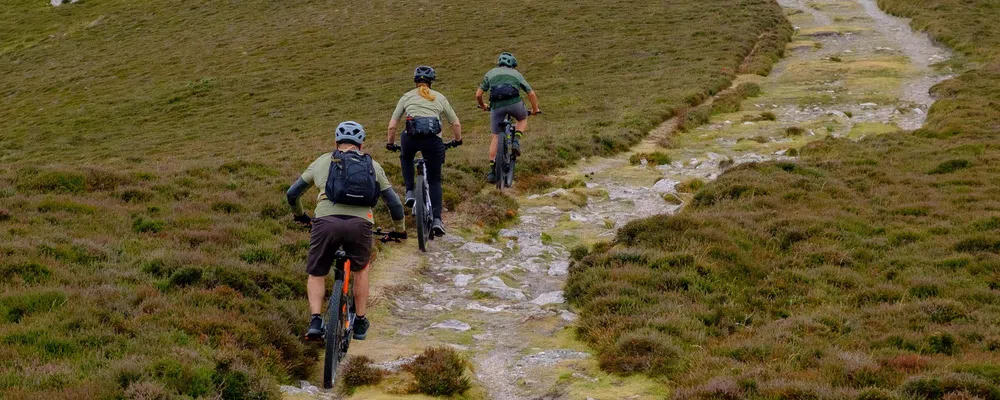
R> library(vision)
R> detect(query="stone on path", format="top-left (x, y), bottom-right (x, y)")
top-left (467, 302), bottom-right (506, 313)
top-left (548, 261), bottom-right (569, 276)
top-left (478, 276), bottom-right (526, 301)
top-left (560, 310), bottom-right (579, 322)
top-left (454, 274), bottom-right (474, 287)
top-left (431, 320), bottom-right (471, 331)
top-left (530, 291), bottom-right (565, 306)
top-left (460, 242), bottom-right (502, 254)
top-left (652, 179), bottom-right (679, 193)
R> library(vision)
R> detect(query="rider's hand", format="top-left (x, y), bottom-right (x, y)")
top-left (479, 104), bottom-right (489, 111)
top-left (531, 109), bottom-right (542, 115)
top-left (293, 213), bottom-right (312, 227)
top-left (450, 139), bottom-right (463, 148)
top-left (386, 143), bottom-right (399, 152)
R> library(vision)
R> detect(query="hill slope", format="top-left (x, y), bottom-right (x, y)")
top-left (0, 0), bottom-right (790, 398)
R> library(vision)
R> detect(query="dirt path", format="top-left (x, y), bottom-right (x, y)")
top-left (281, 1), bottom-right (952, 399)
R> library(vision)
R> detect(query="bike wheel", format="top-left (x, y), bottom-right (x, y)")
top-left (507, 154), bottom-right (516, 188)
top-left (494, 137), bottom-right (507, 190)
top-left (322, 279), bottom-right (345, 389)
top-left (415, 174), bottom-right (429, 252)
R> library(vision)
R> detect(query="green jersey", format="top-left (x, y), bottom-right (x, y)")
top-left (479, 67), bottom-right (533, 108)
top-left (300, 151), bottom-right (392, 222)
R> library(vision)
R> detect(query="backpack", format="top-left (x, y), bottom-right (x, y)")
top-left (325, 150), bottom-right (380, 207)
top-left (489, 83), bottom-right (520, 102)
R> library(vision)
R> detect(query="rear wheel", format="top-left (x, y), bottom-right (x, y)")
top-left (323, 279), bottom-right (345, 389)
top-left (507, 153), bottom-right (516, 188)
top-left (495, 137), bottom-right (507, 190)
top-left (415, 174), bottom-right (429, 252)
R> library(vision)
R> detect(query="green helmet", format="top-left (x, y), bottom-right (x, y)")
top-left (497, 52), bottom-right (518, 68)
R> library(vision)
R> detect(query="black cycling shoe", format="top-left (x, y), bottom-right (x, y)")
top-left (487, 169), bottom-right (497, 184)
top-left (432, 218), bottom-right (446, 236)
top-left (404, 190), bottom-right (416, 208)
top-left (306, 315), bottom-right (324, 340)
top-left (511, 134), bottom-right (522, 157)
top-left (353, 316), bottom-right (369, 340)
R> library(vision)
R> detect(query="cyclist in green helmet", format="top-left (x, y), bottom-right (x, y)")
top-left (476, 52), bottom-right (541, 183)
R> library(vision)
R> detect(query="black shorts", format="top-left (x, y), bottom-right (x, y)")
top-left (305, 215), bottom-right (373, 276)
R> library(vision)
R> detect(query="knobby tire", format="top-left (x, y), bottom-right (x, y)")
top-left (416, 174), bottom-right (429, 252)
top-left (323, 279), bottom-right (345, 389)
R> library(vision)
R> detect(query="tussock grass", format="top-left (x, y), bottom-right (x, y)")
top-left (568, 1), bottom-right (1000, 396)
top-left (0, 0), bottom-right (790, 397)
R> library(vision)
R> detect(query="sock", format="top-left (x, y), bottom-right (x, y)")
top-left (514, 130), bottom-right (524, 138)
top-left (311, 313), bottom-right (321, 319)
top-left (357, 315), bottom-right (366, 320)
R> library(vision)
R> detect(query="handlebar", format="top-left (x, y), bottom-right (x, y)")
top-left (386, 140), bottom-right (462, 153)
top-left (373, 228), bottom-right (406, 243)
top-left (478, 104), bottom-right (543, 116)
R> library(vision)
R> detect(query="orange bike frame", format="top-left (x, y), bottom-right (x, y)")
top-left (342, 260), bottom-right (352, 329)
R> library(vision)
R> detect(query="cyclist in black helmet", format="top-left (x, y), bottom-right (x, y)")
top-left (476, 52), bottom-right (541, 183)
top-left (387, 66), bottom-right (462, 235)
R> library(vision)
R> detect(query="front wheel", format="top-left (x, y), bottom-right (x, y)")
top-left (415, 174), bottom-right (429, 252)
top-left (323, 279), bottom-right (345, 389)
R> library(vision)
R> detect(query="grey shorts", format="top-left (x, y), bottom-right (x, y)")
top-left (305, 215), bottom-right (374, 276)
top-left (490, 102), bottom-right (528, 134)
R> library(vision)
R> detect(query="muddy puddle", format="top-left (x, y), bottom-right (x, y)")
top-left (282, 1), bottom-right (952, 399)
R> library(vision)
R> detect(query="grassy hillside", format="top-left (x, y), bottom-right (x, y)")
top-left (0, 0), bottom-right (790, 398)
top-left (568, 1), bottom-right (1000, 399)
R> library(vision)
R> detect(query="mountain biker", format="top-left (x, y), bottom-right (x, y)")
top-left (475, 52), bottom-right (541, 183)
top-left (387, 66), bottom-right (462, 235)
top-left (286, 121), bottom-right (407, 342)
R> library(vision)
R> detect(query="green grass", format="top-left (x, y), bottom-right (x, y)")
top-left (567, 1), bottom-right (1000, 398)
top-left (0, 0), bottom-right (791, 397)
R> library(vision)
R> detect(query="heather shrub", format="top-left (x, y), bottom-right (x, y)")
top-left (405, 347), bottom-right (471, 396)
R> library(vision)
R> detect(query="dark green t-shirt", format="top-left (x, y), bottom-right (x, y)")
top-left (479, 67), bottom-right (533, 108)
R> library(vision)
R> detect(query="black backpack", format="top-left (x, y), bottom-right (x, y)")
top-left (325, 150), bottom-right (380, 207)
top-left (489, 83), bottom-right (520, 102)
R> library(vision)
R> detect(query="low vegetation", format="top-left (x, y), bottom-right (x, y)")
top-left (568, 1), bottom-right (1000, 398)
top-left (0, 0), bottom-right (792, 397)
top-left (404, 347), bottom-right (472, 396)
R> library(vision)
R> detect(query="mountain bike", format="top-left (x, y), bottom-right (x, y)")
top-left (315, 229), bottom-right (402, 389)
top-left (387, 140), bottom-right (461, 252)
top-left (483, 107), bottom-right (541, 190)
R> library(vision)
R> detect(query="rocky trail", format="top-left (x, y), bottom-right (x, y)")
top-left (282, 1), bottom-right (952, 398)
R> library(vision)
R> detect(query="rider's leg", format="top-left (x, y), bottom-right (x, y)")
top-left (426, 138), bottom-right (446, 219)
top-left (307, 275), bottom-right (325, 314)
top-left (514, 118), bottom-right (528, 133)
top-left (353, 267), bottom-right (369, 316)
top-left (489, 134), bottom-right (499, 160)
top-left (400, 134), bottom-right (417, 193)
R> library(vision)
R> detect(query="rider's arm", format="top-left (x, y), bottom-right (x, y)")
top-left (388, 96), bottom-right (407, 143)
top-left (381, 188), bottom-right (406, 233)
top-left (286, 177), bottom-right (310, 216)
top-left (440, 95), bottom-right (462, 141)
top-left (374, 162), bottom-right (406, 233)
top-left (519, 76), bottom-right (540, 113)
top-left (387, 118), bottom-right (400, 144)
top-left (475, 88), bottom-right (487, 110)
top-left (527, 91), bottom-right (540, 113)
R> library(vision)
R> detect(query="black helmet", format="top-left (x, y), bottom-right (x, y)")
top-left (497, 52), bottom-right (518, 68)
top-left (413, 66), bottom-right (436, 83)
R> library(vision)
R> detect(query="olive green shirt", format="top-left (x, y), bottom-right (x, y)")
top-left (300, 151), bottom-right (392, 222)
top-left (479, 67), bottom-right (533, 108)
top-left (391, 88), bottom-right (459, 137)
